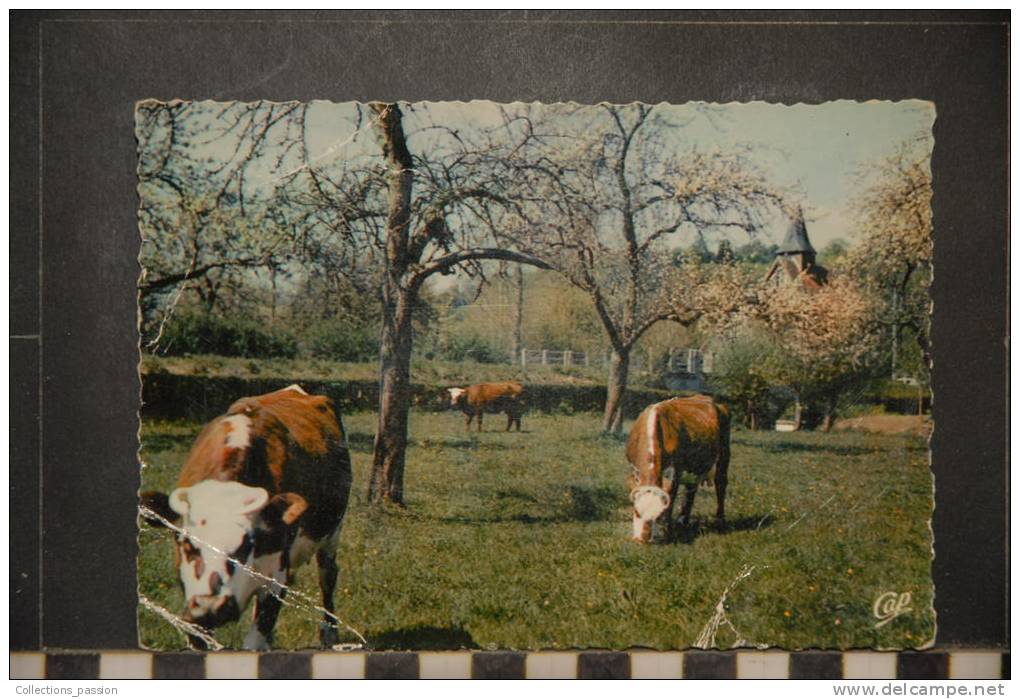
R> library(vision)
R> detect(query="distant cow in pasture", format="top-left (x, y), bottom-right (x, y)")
top-left (446, 381), bottom-right (526, 432)
top-left (626, 395), bottom-right (731, 543)
top-left (140, 384), bottom-right (352, 650)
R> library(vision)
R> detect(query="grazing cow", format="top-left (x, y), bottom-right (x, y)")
top-left (447, 381), bottom-right (526, 432)
top-left (139, 384), bottom-right (352, 650)
top-left (626, 395), bottom-right (731, 543)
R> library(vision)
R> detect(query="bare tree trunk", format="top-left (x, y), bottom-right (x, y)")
top-left (890, 288), bottom-right (899, 379)
top-left (368, 103), bottom-right (415, 506)
top-left (364, 103), bottom-right (551, 505)
top-left (269, 266), bottom-right (277, 323)
top-left (602, 348), bottom-right (630, 434)
top-left (511, 264), bottom-right (524, 364)
top-left (820, 396), bottom-right (836, 433)
top-left (368, 286), bottom-right (415, 505)
top-left (792, 392), bottom-right (804, 431)
top-left (200, 274), bottom-right (219, 313)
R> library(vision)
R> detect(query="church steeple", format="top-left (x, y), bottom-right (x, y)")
top-left (776, 208), bottom-right (816, 271)
top-left (765, 208), bottom-right (828, 289)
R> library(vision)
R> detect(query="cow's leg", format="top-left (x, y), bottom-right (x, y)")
top-left (464, 412), bottom-right (472, 432)
top-left (677, 481), bottom-right (698, 528)
top-left (316, 538), bottom-right (341, 648)
top-left (476, 412), bottom-right (483, 432)
top-left (664, 471), bottom-right (682, 539)
top-left (714, 448), bottom-right (730, 524)
top-left (506, 412), bottom-right (513, 431)
top-left (243, 571), bottom-right (287, 651)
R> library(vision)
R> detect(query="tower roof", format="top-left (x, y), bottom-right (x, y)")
top-left (777, 212), bottom-right (815, 254)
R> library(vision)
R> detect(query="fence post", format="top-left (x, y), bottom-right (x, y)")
top-left (584, 352), bottom-right (590, 367)
top-left (564, 351), bottom-right (572, 367)
top-left (541, 349), bottom-right (548, 366)
top-left (521, 348), bottom-right (527, 367)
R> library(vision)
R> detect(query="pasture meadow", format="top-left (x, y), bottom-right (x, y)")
top-left (138, 411), bottom-right (934, 651)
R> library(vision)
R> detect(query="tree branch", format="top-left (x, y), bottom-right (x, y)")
top-left (406, 248), bottom-right (551, 290)
top-left (139, 258), bottom-right (268, 294)
top-left (630, 308), bottom-right (702, 344)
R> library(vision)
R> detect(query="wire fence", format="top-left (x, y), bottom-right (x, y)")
top-left (518, 348), bottom-right (714, 373)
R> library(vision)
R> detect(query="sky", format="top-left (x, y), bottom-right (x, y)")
top-left (671, 100), bottom-right (935, 248)
top-left (298, 99), bottom-right (934, 251)
top-left (162, 98), bottom-right (934, 266)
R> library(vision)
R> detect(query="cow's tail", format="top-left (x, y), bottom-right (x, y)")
top-left (700, 403), bottom-right (731, 486)
top-left (711, 402), bottom-right (732, 520)
top-left (716, 403), bottom-right (732, 459)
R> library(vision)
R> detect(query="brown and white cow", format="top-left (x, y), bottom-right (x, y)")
top-left (625, 395), bottom-right (731, 543)
top-left (140, 384), bottom-right (352, 650)
top-left (446, 381), bottom-right (526, 432)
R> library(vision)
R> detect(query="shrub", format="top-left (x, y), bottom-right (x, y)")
top-left (711, 334), bottom-right (776, 429)
top-left (306, 321), bottom-right (379, 362)
top-left (159, 311), bottom-right (298, 359)
top-left (441, 334), bottom-right (508, 364)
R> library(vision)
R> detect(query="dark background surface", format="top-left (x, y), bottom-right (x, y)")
top-left (9, 10), bottom-right (1009, 650)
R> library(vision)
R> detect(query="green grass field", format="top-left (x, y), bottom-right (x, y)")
top-left (138, 411), bottom-right (934, 651)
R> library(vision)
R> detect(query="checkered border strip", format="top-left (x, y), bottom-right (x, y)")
top-left (10, 650), bottom-right (1009, 679)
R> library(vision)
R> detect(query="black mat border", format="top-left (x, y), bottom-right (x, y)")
top-left (9, 9), bottom-right (1008, 651)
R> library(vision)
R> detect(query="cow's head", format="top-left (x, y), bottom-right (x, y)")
top-left (629, 406), bottom-right (672, 543)
top-left (446, 387), bottom-right (466, 408)
top-left (141, 480), bottom-right (307, 630)
top-left (630, 484), bottom-right (671, 543)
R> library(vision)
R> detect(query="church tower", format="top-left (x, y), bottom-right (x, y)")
top-left (765, 209), bottom-right (828, 289)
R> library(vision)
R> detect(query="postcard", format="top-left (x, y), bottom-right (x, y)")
top-left (136, 99), bottom-right (935, 652)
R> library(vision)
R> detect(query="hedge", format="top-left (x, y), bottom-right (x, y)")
top-left (140, 370), bottom-right (677, 423)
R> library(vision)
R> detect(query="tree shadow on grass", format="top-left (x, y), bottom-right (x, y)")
top-left (417, 437), bottom-right (515, 451)
top-left (428, 484), bottom-right (622, 525)
top-left (745, 440), bottom-right (878, 457)
top-left (348, 432), bottom-right (520, 454)
top-left (564, 484), bottom-right (620, 522)
top-left (431, 513), bottom-right (559, 525)
top-left (593, 431), bottom-right (629, 445)
top-left (367, 624), bottom-right (479, 651)
top-left (494, 488), bottom-right (539, 504)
